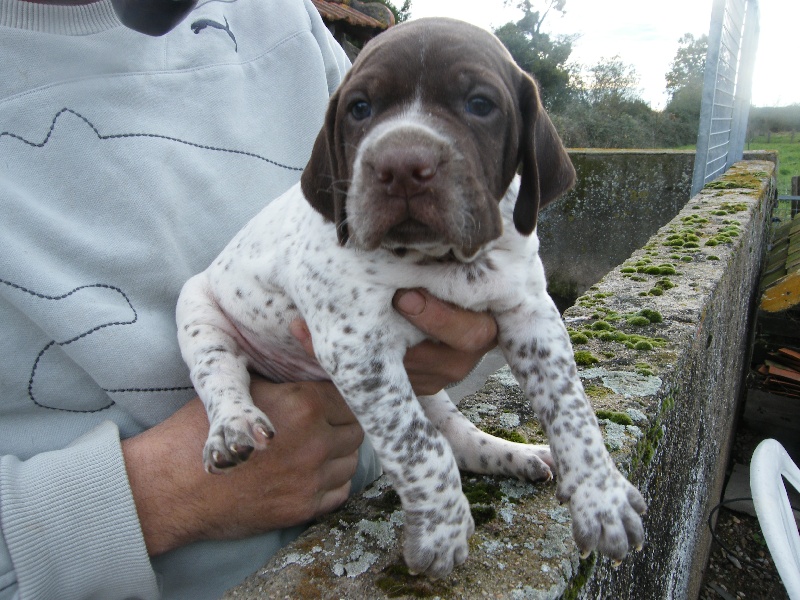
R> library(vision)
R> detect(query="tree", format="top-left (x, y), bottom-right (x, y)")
top-left (587, 55), bottom-right (640, 105)
top-left (665, 34), bottom-right (708, 98)
top-left (380, 0), bottom-right (411, 24)
top-left (493, 1), bottom-right (577, 111)
top-left (493, 3), bottom-right (706, 148)
top-left (663, 34), bottom-right (708, 145)
top-left (552, 56), bottom-right (664, 148)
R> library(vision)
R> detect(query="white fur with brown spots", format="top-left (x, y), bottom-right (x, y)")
top-left (176, 17), bottom-right (646, 578)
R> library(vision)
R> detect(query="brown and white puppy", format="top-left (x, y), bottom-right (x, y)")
top-left (176, 17), bottom-right (646, 578)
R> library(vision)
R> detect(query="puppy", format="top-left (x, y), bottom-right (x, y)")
top-left (176, 17), bottom-right (646, 578)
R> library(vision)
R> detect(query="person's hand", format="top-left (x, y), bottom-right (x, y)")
top-left (290, 288), bottom-right (498, 396)
top-left (122, 377), bottom-right (363, 556)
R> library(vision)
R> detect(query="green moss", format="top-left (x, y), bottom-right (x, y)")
top-left (707, 255), bottom-right (720, 261)
top-left (470, 504), bottom-right (497, 526)
top-left (570, 332), bottom-right (589, 345)
top-left (705, 178), bottom-right (759, 190)
top-left (591, 320), bottom-right (612, 331)
top-left (376, 562), bottom-right (446, 598)
top-left (658, 264), bottom-right (678, 275)
top-left (599, 309), bottom-right (623, 322)
top-left (561, 554), bottom-right (597, 600)
top-left (482, 426), bottom-right (527, 444)
top-left (638, 308), bottom-right (663, 323)
top-left (631, 396), bottom-right (677, 471)
top-left (589, 312), bottom-right (666, 352)
top-left (639, 425), bottom-right (664, 466)
top-left (655, 278), bottom-right (675, 290)
top-left (640, 262), bottom-right (679, 275)
top-left (709, 236), bottom-right (729, 246)
top-left (627, 315), bottom-right (651, 327)
top-left (585, 384), bottom-right (612, 398)
top-left (629, 334), bottom-right (666, 349)
top-left (720, 201), bottom-right (750, 211)
top-left (681, 214), bottom-right (709, 225)
top-left (596, 409), bottom-right (634, 426)
top-left (648, 287), bottom-right (663, 296)
top-left (631, 420), bottom-right (664, 472)
top-left (574, 350), bottom-right (600, 366)
top-left (462, 480), bottom-right (503, 505)
top-left (635, 362), bottom-right (655, 376)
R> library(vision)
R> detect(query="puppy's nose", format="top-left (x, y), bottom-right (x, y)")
top-left (374, 146), bottom-right (439, 198)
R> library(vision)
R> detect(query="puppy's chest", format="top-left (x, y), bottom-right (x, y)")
top-left (210, 186), bottom-right (533, 374)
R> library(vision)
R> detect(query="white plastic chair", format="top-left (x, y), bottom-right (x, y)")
top-left (750, 438), bottom-right (800, 599)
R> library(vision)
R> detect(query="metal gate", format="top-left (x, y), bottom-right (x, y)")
top-left (690, 0), bottom-right (760, 197)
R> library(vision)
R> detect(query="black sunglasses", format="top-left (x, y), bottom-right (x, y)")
top-left (110, 0), bottom-right (200, 36)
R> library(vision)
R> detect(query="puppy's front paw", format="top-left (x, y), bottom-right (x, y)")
top-left (203, 409), bottom-right (275, 473)
top-left (560, 469), bottom-right (646, 563)
top-left (402, 493), bottom-right (475, 579)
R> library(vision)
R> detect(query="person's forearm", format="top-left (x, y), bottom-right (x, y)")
top-left (121, 399), bottom-right (210, 556)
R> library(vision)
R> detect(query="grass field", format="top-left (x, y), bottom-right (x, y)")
top-left (744, 132), bottom-right (800, 196)
top-left (677, 132), bottom-right (800, 196)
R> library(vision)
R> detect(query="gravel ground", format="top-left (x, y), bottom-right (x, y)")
top-left (700, 507), bottom-right (790, 600)
top-left (699, 423), bottom-right (793, 600)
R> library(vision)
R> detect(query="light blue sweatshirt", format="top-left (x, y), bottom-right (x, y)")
top-left (0, 0), bottom-right (379, 597)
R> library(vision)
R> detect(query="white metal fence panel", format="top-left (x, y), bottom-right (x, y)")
top-left (691, 0), bottom-right (760, 197)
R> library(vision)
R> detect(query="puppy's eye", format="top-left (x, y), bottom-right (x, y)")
top-left (465, 96), bottom-right (495, 117)
top-left (350, 100), bottom-right (372, 120)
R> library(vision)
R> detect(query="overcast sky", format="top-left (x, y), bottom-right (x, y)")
top-left (407, 0), bottom-right (797, 109)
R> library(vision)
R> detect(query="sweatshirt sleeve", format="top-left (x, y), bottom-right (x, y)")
top-left (0, 421), bottom-right (159, 600)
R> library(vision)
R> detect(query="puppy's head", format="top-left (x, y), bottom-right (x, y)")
top-left (301, 17), bottom-right (575, 260)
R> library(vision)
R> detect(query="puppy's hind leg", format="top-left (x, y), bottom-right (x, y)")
top-left (418, 391), bottom-right (553, 482)
top-left (176, 274), bottom-right (275, 473)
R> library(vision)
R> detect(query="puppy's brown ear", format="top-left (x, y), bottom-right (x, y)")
top-left (301, 91), bottom-right (349, 244)
top-left (514, 74), bottom-right (576, 236)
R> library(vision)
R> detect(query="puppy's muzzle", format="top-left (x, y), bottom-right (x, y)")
top-left (351, 124), bottom-right (478, 252)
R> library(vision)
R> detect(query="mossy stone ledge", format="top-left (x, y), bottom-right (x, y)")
top-left (223, 160), bottom-right (776, 600)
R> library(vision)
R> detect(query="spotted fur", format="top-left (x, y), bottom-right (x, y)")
top-left (176, 17), bottom-right (645, 578)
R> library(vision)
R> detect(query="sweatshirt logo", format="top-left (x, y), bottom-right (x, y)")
top-left (191, 16), bottom-right (238, 52)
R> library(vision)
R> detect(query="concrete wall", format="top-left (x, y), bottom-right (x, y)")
top-left (223, 160), bottom-right (776, 599)
top-left (572, 160), bottom-right (775, 598)
top-left (540, 150), bottom-right (696, 310)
